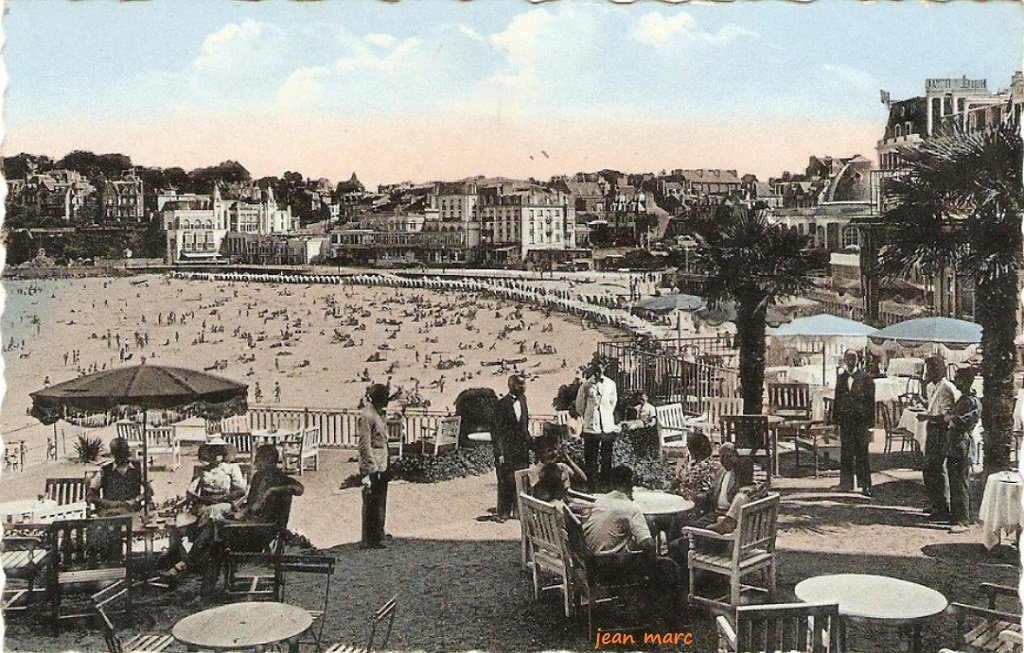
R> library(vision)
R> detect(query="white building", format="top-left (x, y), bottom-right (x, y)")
top-left (474, 184), bottom-right (577, 265)
top-left (159, 184), bottom-right (295, 264)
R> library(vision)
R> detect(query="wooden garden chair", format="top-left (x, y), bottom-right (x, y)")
top-left (276, 554), bottom-right (337, 652)
top-left (323, 594), bottom-right (398, 653)
top-left (520, 494), bottom-right (573, 618)
top-left (92, 579), bottom-right (173, 653)
top-left (717, 601), bottom-right (842, 652)
top-left (948, 583), bottom-right (1022, 653)
top-left (421, 416), bottom-right (461, 457)
top-left (682, 493), bottom-right (780, 615)
top-left (49, 516), bottom-right (133, 623)
top-left (720, 415), bottom-right (772, 486)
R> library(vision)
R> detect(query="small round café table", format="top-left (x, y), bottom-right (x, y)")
top-left (795, 573), bottom-right (947, 653)
top-left (173, 601), bottom-right (312, 652)
top-left (467, 431), bottom-right (492, 443)
top-left (632, 490), bottom-right (694, 552)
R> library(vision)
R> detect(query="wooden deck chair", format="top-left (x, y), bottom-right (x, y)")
top-left (144, 426), bottom-right (180, 471)
top-left (717, 602), bottom-right (842, 653)
top-left (561, 506), bottom-right (649, 639)
top-left (720, 415), bottom-right (772, 486)
top-left (2, 523), bottom-right (53, 616)
top-left (520, 495), bottom-right (573, 618)
top-left (92, 579), bottom-right (173, 653)
top-left (682, 493), bottom-right (780, 615)
top-left (767, 382), bottom-right (815, 473)
top-left (514, 469), bottom-right (533, 571)
top-left (218, 521), bottom-right (285, 599)
top-left (45, 477), bottom-right (88, 506)
top-left (948, 583), bottom-right (1022, 653)
top-left (49, 516), bottom-right (133, 623)
top-left (654, 403), bottom-right (689, 460)
top-left (280, 428), bottom-right (320, 474)
top-left (422, 416), bottom-right (461, 457)
top-left (277, 554), bottom-right (337, 652)
top-left (323, 594), bottom-right (398, 653)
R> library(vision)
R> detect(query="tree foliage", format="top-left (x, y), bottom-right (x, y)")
top-left (880, 119), bottom-right (1023, 473)
top-left (693, 204), bottom-right (816, 413)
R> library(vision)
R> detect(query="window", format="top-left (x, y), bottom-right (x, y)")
top-left (894, 124), bottom-right (902, 137)
top-left (842, 225), bottom-right (860, 248)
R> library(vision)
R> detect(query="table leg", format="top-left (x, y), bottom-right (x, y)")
top-left (838, 618), bottom-right (848, 652)
top-left (910, 624), bottom-right (923, 653)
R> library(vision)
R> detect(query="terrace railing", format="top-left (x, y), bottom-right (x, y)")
top-left (222, 405), bottom-right (570, 449)
top-left (596, 341), bottom-right (740, 414)
top-left (599, 334), bottom-right (738, 359)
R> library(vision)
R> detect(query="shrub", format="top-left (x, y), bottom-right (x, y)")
top-left (339, 444), bottom-right (498, 487)
top-left (74, 435), bottom-right (104, 463)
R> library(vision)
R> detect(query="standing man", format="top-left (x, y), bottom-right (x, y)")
top-left (945, 367), bottom-right (981, 533)
top-left (491, 375), bottom-right (531, 522)
top-left (917, 354), bottom-right (960, 523)
top-left (833, 349), bottom-right (876, 497)
top-left (359, 383), bottom-right (391, 549)
top-left (576, 361), bottom-right (618, 491)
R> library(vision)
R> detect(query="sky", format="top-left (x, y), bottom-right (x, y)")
top-left (2, 1), bottom-right (1022, 189)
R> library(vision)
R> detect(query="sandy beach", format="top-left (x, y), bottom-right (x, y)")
top-left (0, 274), bottom-right (643, 468)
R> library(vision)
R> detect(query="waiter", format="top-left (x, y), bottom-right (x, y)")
top-left (833, 349), bottom-right (875, 497)
top-left (359, 383), bottom-right (391, 549)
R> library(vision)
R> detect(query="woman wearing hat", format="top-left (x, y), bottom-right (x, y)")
top-left (359, 384), bottom-right (391, 550)
top-left (160, 436), bottom-right (247, 588)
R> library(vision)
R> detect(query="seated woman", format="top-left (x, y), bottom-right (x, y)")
top-left (160, 437), bottom-right (247, 591)
top-left (527, 434), bottom-right (587, 490)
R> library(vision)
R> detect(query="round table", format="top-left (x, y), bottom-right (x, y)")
top-left (467, 432), bottom-right (492, 443)
top-left (632, 490), bottom-right (693, 516)
top-left (979, 470), bottom-right (1023, 550)
top-left (795, 573), bottom-right (947, 653)
top-left (0, 498), bottom-right (58, 524)
top-left (173, 602), bottom-right (312, 652)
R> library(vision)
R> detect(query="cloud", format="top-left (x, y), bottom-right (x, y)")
top-left (336, 36), bottom-right (421, 72)
top-left (276, 66), bottom-right (331, 108)
top-left (823, 64), bottom-right (877, 92)
top-left (193, 20), bottom-right (273, 72)
top-left (631, 11), bottom-right (756, 48)
top-left (489, 8), bottom-right (556, 63)
top-left (457, 24), bottom-right (487, 44)
top-left (365, 33), bottom-right (397, 48)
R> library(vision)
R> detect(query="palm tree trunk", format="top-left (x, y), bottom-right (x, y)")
top-left (737, 295), bottom-right (768, 415)
top-left (976, 270), bottom-right (1017, 475)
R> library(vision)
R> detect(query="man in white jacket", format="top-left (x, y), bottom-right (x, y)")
top-left (576, 361), bottom-right (619, 491)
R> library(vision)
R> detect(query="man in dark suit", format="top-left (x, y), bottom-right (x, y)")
top-left (833, 349), bottom-right (876, 496)
top-left (491, 374), bottom-right (531, 522)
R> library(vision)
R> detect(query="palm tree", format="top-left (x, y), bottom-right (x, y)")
top-left (880, 118), bottom-right (1022, 474)
top-left (692, 205), bottom-right (816, 414)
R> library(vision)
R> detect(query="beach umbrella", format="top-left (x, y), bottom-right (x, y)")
top-left (869, 316), bottom-right (982, 346)
top-left (695, 300), bottom-right (790, 328)
top-left (868, 316), bottom-right (982, 366)
top-left (635, 293), bottom-right (705, 313)
top-left (767, 314), bottom-right (875, 385)
top-left (768, 314), bottom-right (874, 338)
top-left (30, 364), bottom-right (248, 517)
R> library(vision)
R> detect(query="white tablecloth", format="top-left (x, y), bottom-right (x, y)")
top-left (874, 377), bottom-right (911, 404)
top-left (897, 408), bottom-right (929, 450)
top-left (979, 471), bottom-right (1023, 550)
top-left (886, 357), bottom-right (924, 378)
top-left (1013, 390), bottom-right (1024, 432)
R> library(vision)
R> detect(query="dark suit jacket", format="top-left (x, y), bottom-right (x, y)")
top-left (492, 393), bottom-right (531, 466)
top-left (694, 466), bottom-right (738, 519)
top-left (834, 368), bottom-right (875, 432)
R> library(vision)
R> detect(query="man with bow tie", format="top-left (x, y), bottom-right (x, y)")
top-left (491, 374), bottom-right (531, 522)
top-left (833, 349), bottom-right (876, 496)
